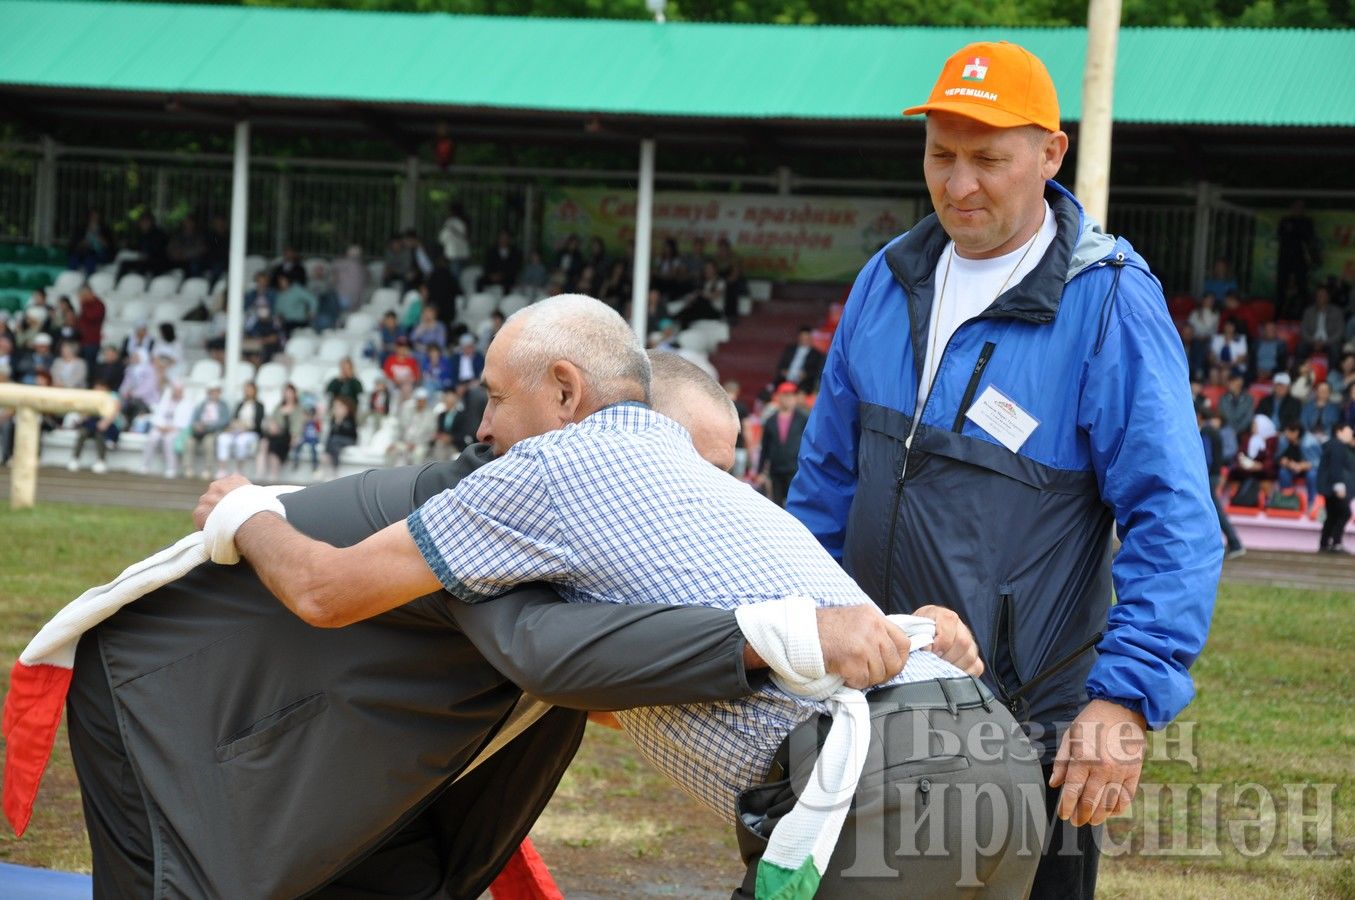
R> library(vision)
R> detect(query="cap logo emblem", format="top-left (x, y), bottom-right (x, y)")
top-left (961, 57), bottom-right (989, 81)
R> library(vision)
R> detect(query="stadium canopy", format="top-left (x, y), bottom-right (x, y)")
top-left (3, 0), bottom-right (1354, 386)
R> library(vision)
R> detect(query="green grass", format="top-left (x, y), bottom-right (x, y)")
top-left (0, 503), bottom-right (1351, 897)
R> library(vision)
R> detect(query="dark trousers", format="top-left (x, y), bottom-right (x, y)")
top-left (1027, 764), bottom-right (1100, 900)
top-left (67, 629), bottom-right (587, 899)
top-left (768, 471), bottom-right (795, 508)
top-left (1210, 473), bottom-right (1243, 552)
top-left (1321, 493), bottom-right (1352, 549)
top-left (732, 678), bottom-right (1045, 899)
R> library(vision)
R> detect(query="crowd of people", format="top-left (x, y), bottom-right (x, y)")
top-left (1189, 255), bottom-right (1355, 555)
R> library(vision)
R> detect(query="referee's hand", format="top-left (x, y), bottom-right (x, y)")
top-left (817, 605), bottom-right (911, 689)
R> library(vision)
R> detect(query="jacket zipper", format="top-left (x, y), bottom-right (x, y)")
top-left (951, 341), bottom-right (997, 433)
top-left (1006, 630), bottom-right (1105, 705)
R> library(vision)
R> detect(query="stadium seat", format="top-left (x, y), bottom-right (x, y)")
top-left (51, 270), bottom-right (85, 296)
top-left (1201, 384), bottom-right (1226, 409)
top-left (747, 280), bottom-right (773, 302)
top-left (304, 257), bottom-right (329, 279)
top-left (1247, 383), bottom-right (1273, 405)
top-left (88, 271), bottom-right (115, 296)
top-left (152, 301), bottom-right (183, 324)
top-left (688, 319), bottom-right (729, 348)
top-left (0, 244), bottom-right (15, 262)
top-left (285, 334), bottom-right (320, 361)
top-left (179, 277), bottom-right (210, 301)
top-left (148, 274), bottom-right (180, 297)
top-left (290, 361), bottom-right (329, 395)
top-left (462, 293), bottom-right (499, 330)
top-left (367, 287), bottom-right (399, 315)
top-left (344, 311), bottom-right (376, 336)
top-left (244, 256), bottom-right (267, 280)
top-left (118, 300), bottom-right (151, 324)
top-left (116, 273), bottom-right (147, 295)
top-left (225, 361), bottom-right (257, 391)
top-left (498, 294), bottom-right (530, 317)
top-left (255, 361), bottom-right (289, 391)
top-left (460, 266), bottom-right (483, 297)
top-left (187, 358), bottom-right (223, 387)
top-left (367, 260), bottom-right (385, 284)
top-left (318, 336), bottom-right (351, 363)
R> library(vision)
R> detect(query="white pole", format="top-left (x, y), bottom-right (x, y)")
top-left (630, 138), bottom-right (656, 340)
top-left (1075, 0), bottom-right (1122, 226)
top-left (225, 120), bottom-right (250, 403)
top-left (400, 155), bottom-right (419, 232)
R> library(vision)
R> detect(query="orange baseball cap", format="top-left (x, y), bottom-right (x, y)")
top-left (903, 41), bottom-right (1060, 132)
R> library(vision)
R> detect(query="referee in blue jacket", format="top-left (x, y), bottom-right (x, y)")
top-left (788, 41), bottom-right (1221, 898)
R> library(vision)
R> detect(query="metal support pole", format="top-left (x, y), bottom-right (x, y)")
top-left (630, 138), bottom-right (656, 340)
top-left (1074, 0), bottom-right (1121, 226)
top-left (225, 120), bottom-right (250, 404)
top-left (400, 156), bottom-right (419, 232)
top-left (1191, 181), bottom-right (1213, 299)
top-left (522, 184), bottom-right (536, 257)
top-left (776, 166), bottom-right (793, 196)
top-left (153, 168), bottom-right (169, 225)
top-left (275, 171), bottom-right (290, 256)
top-left (36, 136), bottom-right (57, 245)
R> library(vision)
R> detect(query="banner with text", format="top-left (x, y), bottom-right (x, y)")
top-left (542, 188), bottom-right (918, 282)
top-left (1251, 208), bottom-right (1355, 297)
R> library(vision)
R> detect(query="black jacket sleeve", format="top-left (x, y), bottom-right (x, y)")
top-left (448, 588), bottom-right (761, 710)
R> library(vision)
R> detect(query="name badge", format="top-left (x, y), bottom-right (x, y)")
top-left (965, 385), bottom-right (1039, 453)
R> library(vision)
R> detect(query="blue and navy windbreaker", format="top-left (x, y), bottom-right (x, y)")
top-left (788, 182), bottom-right (1221, 749)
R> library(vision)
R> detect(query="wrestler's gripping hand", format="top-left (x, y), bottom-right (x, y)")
top-left (815, 604), bottom-right (911, 690)
top-left (193, 474), bottom-right (253, 530)
top-left (913, 605), bottom-right (984, 677)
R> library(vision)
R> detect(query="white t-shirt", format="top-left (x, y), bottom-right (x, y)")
top-left (919, 202), bottom-right (1058, 402)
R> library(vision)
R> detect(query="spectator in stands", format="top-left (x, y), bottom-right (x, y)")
top-left (53, 297), bottom-right (80, 348)
top-left (1299, 285), bottom-right (1344, 367)
top-left (438, 204), bottom-right (472, 279)
top-left (256, 384), bottom-right (305, 477)
top-left (1228, 414), bottom-right (1278, 506)
top-left (1210, 318), bottom-right (1248, 383)
top-left (399, 284), bottom-right (424, 333)
top-left (117, 212), bottom-right (170, 280)
top-left (382, 234), bottom-right (411, 288)
top-left (574, 264), bottom-right (598, 298)
top-left (141, 381), bottom-right (192, 478)
top-left (1291, 360), bottom-right (1318, 401)
top-left (1218, 373), bottom-right (1255, 438)
top-left (120, 320), bottom-right (153, 365)
top-left (1317, 422), bottom-right (1354, 554)
top-left (431, 387), bottom-right (461, 462)
top-left (0, 316), bottom-right (14, 363)
top-left (1277, 420), bottom-right (1322, 506)
top-left (776, 326), bottom-right (826, 395)
top-left (16, 298), bottom-right (53, 352)
top-left (1256, 372), bottom-right (1300, 428)
top-left (517, 250), bottom-right (549, 294)
top-left (587, 236), bottom-right (609, 275)
top-left (325, 358), bottom-right (363, 409)
top-left (118, 350), bottom-right (160, 422)
top-left (552, 234), bottom-right (584, 291)
top-left (758, 382), bottom-right (808, 507)
top-left (1346, 382), bottom-right (1355, 429)
top-left (1332, 352), bottom-right (1355, 398)
top-left (1188, 292), bottom-right (1219, 340)
top-left (243, 300), bottom-right (284, 365)
top-left (421, 344), bottom-right (453, 394)
top-left (674, 261), bottom-right (727, 329)
top-left (273, 272), bottom-right (318, 336)
top-left (245, 271), bottom-right (276, 312)
top-left (1302, 381), bottom-right (1342, 439)
top-left (386, 387), bottom-right (437, 466)
top-left (182, 383), bottom-right (230, 479)
top-left (681, 237), bottom-right (710, 288)
top-left (1277, 200), bottom-right (1318, 313)
top-left (402, 230), bottom-right (434, 288)
top-left (167, 216), bottom-right (207, 276)
top-left (152, 323), bottom-right (183, 377)
top-left (66, 376), bottom-right (121, 475)
top-left (598, 260), bottom-right (629, 313)
top-left (383, 336), bottom-right (421, 387)
top-left (422, 255), bottom-right (457, 327)
top-left (1253, 321), bottom-right (1288, 382)
top-left (652, 238), bottom-right (685, 301)
top-left (292, 398), bottom-right (323, 475)
top-left (479, 230), bottom-right (523, 293)
top-left (649, 318), bottom-right (679, 351)
top-left (452, 333), bottom-right (484, 385)
top-left (92, 344), bottom-right (124, 395)
top-left (1202, 258), bottom-right (1238, 301)
top-left (68, 209), bottom-right (114, 275)
top-left (1199, 405), bottom-right (1244, 559)
top-left (724, 378), bottom-right (750, 479)
top-left (366, 375), bottom-right (391, 427)
top-left (76, 284), bottom-right (105, 372)
top-left (323, 395), bottom-right (359, 478)
top-left (1180, 324), bottom-right (1208, 383)
top-left (204, 215), bottom-right (229, 282)
top-left (18, 332), bottom-right (54, 383)
top-left (216, 380), bottom-right (265, 478)
top-left (51, 339), bottom-right (88, 389)
top-left (477, 310), bottom-right (504, 351)
top-left (272, 246), bottom-right (308, 288)
top-left (0, 365), bottom-right (11, 464)
top-left (446, 378), bottom-right (488, 454)
top-left (332, 246), bottom-right (370, 312)
top-left (374, 310), bottom-right (404, 361)
top-left (722, 260), bottom-right (747, 327)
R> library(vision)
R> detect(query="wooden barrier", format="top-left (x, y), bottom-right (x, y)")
top-left (0, 384), bottom-right (119, 509)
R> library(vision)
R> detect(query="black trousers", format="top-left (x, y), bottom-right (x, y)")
top-left (732, 678), bottom-right (1045, 899)
top-left (768, 472), bottom-right (794, 508)
top-left (67, 628), bottom-right (587, 899)
top-left (1027, 763), bottom-right (1100, 900)
top-left (1321, 493), bottom-right (1352, 549)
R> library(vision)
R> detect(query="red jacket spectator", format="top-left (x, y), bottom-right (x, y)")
top-left (383, 339), bottom-right (421, 387)
top-left (77, 287), bottom-right (105, 349)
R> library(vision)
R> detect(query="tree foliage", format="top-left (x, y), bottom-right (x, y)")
top-left (145, 0), bottom-right (1354, 28)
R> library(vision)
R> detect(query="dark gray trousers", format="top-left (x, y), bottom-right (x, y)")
top-left (732, 677), bottom-right (1046, 899)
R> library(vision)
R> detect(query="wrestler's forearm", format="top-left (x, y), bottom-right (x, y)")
top-left (233, 513), bottom-right (442, 627)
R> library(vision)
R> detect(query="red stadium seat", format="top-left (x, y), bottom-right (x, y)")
top-left (1167, 295), bottom-right (1197, 320)
top-left (1264, 488), bottom-right (1307, 519)
top-left (1275, 321), bottom-right (1301, 354)
top-left (1201, 384), bottom-right (1226, 409)
top-left (1248, 383), bottom-right (1273, 405)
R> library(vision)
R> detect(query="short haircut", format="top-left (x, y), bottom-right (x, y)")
top-left (505, 293), bottom-right (650, 405)
top-left (647, 349), bottom-right (737, 424)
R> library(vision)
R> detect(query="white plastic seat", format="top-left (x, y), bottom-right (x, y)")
top-left (688, 319), bottom-right (730, 350)
top-left (357, 367), bottom-right (384, 394)
top-left (152, 301), bottom-right (183, 325)
top-left (676, 349), bottom-right (718, 380)
top-left (498, 294), bottom-right (529, 317)
top-left (344, 311), bottom-right (376, 336)
top-left (118, 299), bottom-right (151, 323)
top-left (255, 361), bottom-right (290, 391)
top-left (459, 265), bottom-right (482, 297)
top-left (88, 271), bottom-right (115, 296)
top-left (148, 274), bottom-right (180, 297)
top-left (179, 277), bottom-right (210, 301)
top-left (225, 361), bottom-right (257, 391)
top-left (244, 256), bottom-right (267, 280)
top-left (317, 336), bottom-right (351, 363)
top-left (676, 330), bottom-right (713, 354)
top-left (187, 358), bottom-right (222, 386)
top-left (366, 287), bottom-right (400, 316)
top-left (289, 361), bottom-right (328, 395)
top-left (52, 270), bottom-right (85, 296)
top-left (284, 334), bottom-right (319, 362)
top-left (367, 261), bottom-right (385, 284)
top-left (258, 386), bottom-right (283, 413)
top-left (461, 293), bottom-right (499, 331)
top-left (747, 280), bottom-right (773, 302)
top-left (116, 273), bottom-right (147, 295)
top-left (304, 257), bottom-right (329, 279)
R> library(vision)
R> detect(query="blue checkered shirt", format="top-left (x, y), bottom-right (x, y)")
top-left (409, 403), bottom-right (964, 820)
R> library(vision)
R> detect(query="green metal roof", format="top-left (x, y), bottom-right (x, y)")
top-left (1, 0), bottom-right (1352, 127)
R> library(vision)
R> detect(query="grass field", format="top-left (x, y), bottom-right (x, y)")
top-left (0, 503), bottom-right (1351, 897)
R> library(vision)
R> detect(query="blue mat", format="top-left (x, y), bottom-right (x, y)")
top-left (0, 862), bottom-right (92, 898)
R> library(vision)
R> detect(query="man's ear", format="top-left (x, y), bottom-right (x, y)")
top-left (1042, 130), bottom-right (1070, 180)
top-left (548, 359), bottom-right (587, 423)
